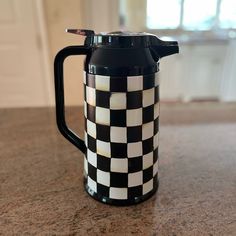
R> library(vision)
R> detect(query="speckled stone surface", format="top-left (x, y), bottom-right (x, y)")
top-left (0, 103), bottom-right (236, 235)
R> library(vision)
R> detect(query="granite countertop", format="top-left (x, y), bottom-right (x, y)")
top-left (0, 103), bottom-right (236, 235)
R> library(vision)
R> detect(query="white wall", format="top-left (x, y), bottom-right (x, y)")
top-left (0, 0), bottom-right (53, 107)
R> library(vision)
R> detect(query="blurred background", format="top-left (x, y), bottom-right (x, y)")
top-left (1, 0), bottom-right (236, 107)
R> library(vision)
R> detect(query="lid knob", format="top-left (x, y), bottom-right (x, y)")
top-left (66, 29), bottom-right (95, 36)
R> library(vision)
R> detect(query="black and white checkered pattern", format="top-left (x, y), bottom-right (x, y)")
top-left (83, 72), bottom-right (159, 200)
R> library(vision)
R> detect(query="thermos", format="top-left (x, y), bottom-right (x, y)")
top-left (54, 29), bottom-right (179, 205)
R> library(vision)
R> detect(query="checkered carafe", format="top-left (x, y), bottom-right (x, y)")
top-left (83, 72), bottom-right (159, 203)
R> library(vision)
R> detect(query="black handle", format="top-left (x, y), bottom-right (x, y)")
top-left (54, 46), bottom-right (90, 153)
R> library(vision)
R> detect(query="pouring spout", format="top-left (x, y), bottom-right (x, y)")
top-left (150, 36), bottom-right (179, 60)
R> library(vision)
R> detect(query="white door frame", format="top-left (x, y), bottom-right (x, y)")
top-left (35, 0), bottom-right (54, 106)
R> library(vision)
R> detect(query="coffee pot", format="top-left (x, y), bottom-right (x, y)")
top-left (54, 29), bottom-right (178, 205)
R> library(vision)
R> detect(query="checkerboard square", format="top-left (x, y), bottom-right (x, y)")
top-left (153, 173), bottom-right (158, 187)
top-left (153, 147), bottom-right (158, 163)
top-left (96, 107), bottom-right (110, 125)
top-left (84, 84), bottom-right (87, 101)
top-left (96, 124), bottom-right (110, 142)
top-left (154, 133), bottom-right (159, 149)
top-left (84, 131), bottom-right (88, 147)
top-left (97, 154), bottom-right (111, 172)
top-left (127, 91), bottom-right (142, 109)
top-left (84, 101), bottom-right (87, 118)
top-left (87, 149), bottom-right (97, 167)
top-left (97, 169), bottom-right (110, 187)
top-left (154, 117), bottom-right (159, 135)
top-left (128, 185), bottom-right (142, 198)
top-left (87, 120), bottom-right (96, 138)
top-left (84, 156), bottom-right (88, 175)
top-left (95, 75), bottom-right (110, 91)
top-left (143, 74), bottom-right (155, 90)
top-left (88, 163), bottom-right (97, 181)
top-left (143, 88), bottom-right (155, 107)
top-left (83, 71), bottom-right (86, 84)
top-left (155, 74), bottom-right (159, 86)
top-left (88, 176), bottom-right (97, 192)
top-left (143, 166), bottom-right (153, 183)
top-left (97, 140), bottom-right (111, 157)
top-left (84, 117), bottom-right (87, 132)
top-left (110, 127), bottom-right (127, 143)
top-left (111, 158), bottom-right (128, 173)
top-left (155, 86), bottom-right (159, 103)
top-left (142, 137), bottom-right (153, 155)
top-left (143, 152), bottom-right (153, 169)
top-left (110, 172), bottom-right (128, 187)
top-left (86, 86), bottom-right (96, 106)
top-left (143, 105), bottom-right (154, 124)
top-left (127, 126), bottom-right (142, 142)
top-left (142, 121), bottom-right (154, 140)
top-left (143, 178), bottom-right (153, 195)
top-left (87, 104), bottom-right (95, 122)
top-left (110, 93), bottom-right (126, 110)
top-left (110, 187), bottom-right (128, 200)
top-left (87, 135), bottom-right (96, 153)
top-left (96, 90), bottom-right (110, 108)
top-left (110, 143), bottom-right (127, 158)
top-left (127, 108), bottom-right (142, 127)
top-left (153, 160), bottom-right (158, 177)
top-left (110, 110), bottom-right (126, 127)
top-left (127, 75), bottom-right (143, 91)
top-left (128, 156), bottom-right (143, 172)
top-left (128, 142), bottom-right (142, 158)
top-left (110, 76), bottom-right (127, 92)
top-left (154, 103), bottom-right (159, 119)
top-left (86, 73), bottom-right (95, 88)
top-left (97, 183), bottom-right (109, 197)
top-left (128, 171), bottom-right (143, 187)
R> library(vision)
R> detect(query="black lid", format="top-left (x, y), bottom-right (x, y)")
top-left (66, 29), bottom-right (179, 58)
top-left (88, 31), bottom-right (160, 48)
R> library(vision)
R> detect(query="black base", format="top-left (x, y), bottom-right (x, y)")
top-left (84, 179), bottom-right (159, 206)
